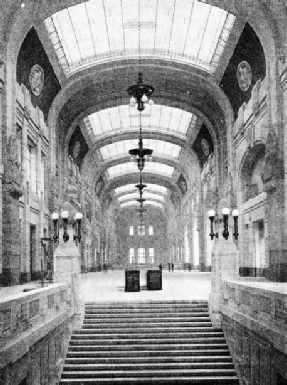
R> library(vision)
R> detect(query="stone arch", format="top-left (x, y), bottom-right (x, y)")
top-left (239, 143), bottom-right (266, 203)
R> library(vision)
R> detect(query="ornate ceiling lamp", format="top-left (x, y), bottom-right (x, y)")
top-left (128, 73), bottom-right (154, 171)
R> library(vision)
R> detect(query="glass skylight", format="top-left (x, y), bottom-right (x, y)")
top-left (100, 139), bottom-right (181, 160)
top-left (143, 201), bottom-right (164, 209)
top-left (120, 201), bottom-right (139, 208)
top-left (45, 0), bottom-right (235, 76)
top-left (85, 105), bottom-right (195, 140)
top-left (120, 201), bottom-right (163, 209)
top-left (114, 183), bottom-right (168, 196)
top-left (106, 162), bottom-right (174, 179)
top-left (118, 192), bottom-right (165, 202)
top-left (115, 184), bottom-right (138, 195)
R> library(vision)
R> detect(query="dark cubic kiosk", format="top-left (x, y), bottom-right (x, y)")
top-left (147, 270), bottom-right (162, 290)
top-left (125, 270), bottom-right (140, 292)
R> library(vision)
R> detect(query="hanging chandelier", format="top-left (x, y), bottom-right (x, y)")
top-left (127, 72), bottom-right (154, 111)
top-left (128, 73), bottom-right (154, 171)
top-left (136, 170), bottom-right (147, 225)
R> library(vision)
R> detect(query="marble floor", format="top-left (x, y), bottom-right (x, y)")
top-left (80, 270), bottom-right (212, 303)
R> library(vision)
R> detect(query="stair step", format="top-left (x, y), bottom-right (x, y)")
top-left (79, 327), bottom-right (218, 333)
top-left (66, 349), bottom-right (232, 358)
top-left (68, 343), bottom-right (229, 352)
top-left (82, 321), bottom-right (213, 327)
top-left (72, 332), bottom-right (224, 339)
top-left (83, 317), bottom-right (211, 323)
top-left (61, 368), bottom-right (238, 379)
top-left (60, 376), bottom-right (239, 384)
top-left (61, 300), bottom-right (238, 384)
top-left (65, 355), bottom-right (233, 364)
top-left (63, 362), bottom-right (235, 371)
top-left (70, 335), bottom-right (226, 346)
top-left (85, 314), bottom-right (210, 323)
top-left (85, 310), bottom-right (209, 316)
top-left (85, 301), bottom-right (208, 306)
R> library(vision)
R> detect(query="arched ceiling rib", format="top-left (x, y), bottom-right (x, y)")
top-left (99, 139), bottom-right (182, 162)
top-left (44, 0), bottom-right (235, 77)
top-left (114, 183), bottom-right (169, 197)
top-left (56, 64), bottom-right (227, 140)
top-left (46, 1), bottom-right (233, 213)
top-left (120, 201), bottom-right (164, 210)
top-left (100, 173), bottom-right (182, 202)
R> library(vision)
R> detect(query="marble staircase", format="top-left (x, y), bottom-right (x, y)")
top-left (60, 301), bottom-right (239, 384)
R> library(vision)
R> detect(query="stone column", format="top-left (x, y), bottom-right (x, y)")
top-left (209, 199), bottom-right (239, 327)
top-left (21, 106), bottom-right (29, 282)
top-left (261, 128), bottom-right (285, 281)
top-left (0, 61), bottom-right (4, 280)
top-left (2, 135), bottom-right (23, 285)
top-left (53, 207), bottom-right (84, 329)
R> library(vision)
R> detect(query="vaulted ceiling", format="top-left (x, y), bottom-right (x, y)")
top-left (36, 0), bottom-right (244, 213)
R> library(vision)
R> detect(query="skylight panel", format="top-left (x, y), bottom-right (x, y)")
top-left (45, 0), bottom-right (235, 76)
top-left (107, 162), bottom-right (137, 179)
top-left (120, 201), bottom-right (138, 208)
top-left (87, 0), bottom-right (109, 55)
top-left (118, 192), bottom-right (165, 202)
top-left (143, 192), bottom-right (165, 201)
top-left (144, 162), bottom-right (174, 177)
top-left (87, 105), bottom-right (194, 139)
top-left (144, 201), bottom-right (163, 208)
top-left (100, 139), bottom-right (181, 160)
top-left (146, 184), bottom-right (168, 194)
top-left (178, 111), bottom-right (192, 134)
top-left (105, 0), bottom-right (124, 53)
top-left (115, 184), bottom-right (137, 195)
top-left (118, 193), bottom-right (139, 202)
top-left (159, 106), bottom-right (172, 129)
top-left (107, 161), bottom-right (174, 179)
top-left (115, 183), bottom-right (167, 195)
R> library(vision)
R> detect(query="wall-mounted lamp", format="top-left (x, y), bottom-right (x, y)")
top-left (51, 210), bottom-right (83, 243)
top-left (61, 211), bottom-right (70, 242)
top-left (232, 209), bottom-right (239, 240)
top-left (208, 208), bottom-right (239, 241)
top-left (208, 209), bottom-right (218, 240)
top-left (51, 212), bottom-right (59, 242)
top-left (74, 212), bottom-right (83, 243)
top-left (222, 208), bottom-right (230, 240)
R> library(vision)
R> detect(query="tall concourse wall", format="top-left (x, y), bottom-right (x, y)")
top-left (1, 1), bottom-right (287, 384)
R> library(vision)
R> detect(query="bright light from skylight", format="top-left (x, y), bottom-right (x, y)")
top-left (118, 192), bottom-right (165, 202)
top-left (84, 105), bottom-right (195, 140)
top-left (106, 162), bottom-right (174, 179)
top-left (45, 0), bottom-right (235, 76)
top-left (144, 201), bottom-right (163, 209)
top-left (114, 183), bottom-right (168, 196)
top-left (120, 200), bottom-right (163, 209)
top-left (100, 139), bottom-right (181, 160)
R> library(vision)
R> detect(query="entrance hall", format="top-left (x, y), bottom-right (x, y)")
top-left (80, 270), bottom-right (212, 303)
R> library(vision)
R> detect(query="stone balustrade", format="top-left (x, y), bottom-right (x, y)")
top-left (221, 278), bottom-right (287, 384)
top-left (0, 283), bottom-right (73, 377)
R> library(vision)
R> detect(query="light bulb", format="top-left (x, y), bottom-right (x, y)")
top-left (142, 94), bottom-right (148, 103)
top-left (232, 209), bottom-right (239, 217)
top-left (222, 208), bottom-right (230, 216)
top-left (61, 210), bottom-right (69, 219)
top-left (208, 209), bottom-right (215, 218)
